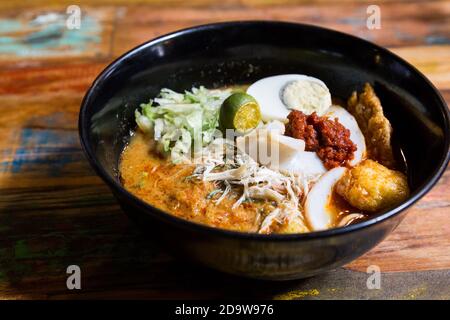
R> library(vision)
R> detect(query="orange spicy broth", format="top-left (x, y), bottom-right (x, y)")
top-left (119, 131), bottom-right (278, 232)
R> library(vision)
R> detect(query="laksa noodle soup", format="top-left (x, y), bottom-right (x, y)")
top-left (120, 75), bottom-right (410, 234)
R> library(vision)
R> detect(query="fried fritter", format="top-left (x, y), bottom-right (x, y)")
top-left (347, 83), bottom-right (396, 168)
top-left (335, 160), bottom-right (409, 212)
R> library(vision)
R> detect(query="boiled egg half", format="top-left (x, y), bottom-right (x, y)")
top-left (247, 74), bottom-right (332, 121)
top-left (305, 167), bottom-right (348, 231)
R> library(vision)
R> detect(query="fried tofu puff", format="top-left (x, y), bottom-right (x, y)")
top-left (347, 83), bottom-right (396, 168)
top-left (335, 160), bottom-right (409, 212)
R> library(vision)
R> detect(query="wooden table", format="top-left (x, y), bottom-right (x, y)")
top-left (0, 0), bottom-right (449, 299)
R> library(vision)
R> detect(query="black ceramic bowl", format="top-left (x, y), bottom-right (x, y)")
top-left (79, 21), bottom-right (449, 280)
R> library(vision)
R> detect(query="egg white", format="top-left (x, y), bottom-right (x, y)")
top-left (325, 105), bottom-right (366, 166)
top-left (305, 167), bottom-right (348, 231)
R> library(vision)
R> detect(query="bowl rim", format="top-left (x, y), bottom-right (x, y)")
top-left (79, 20), bottom-right (450, 241)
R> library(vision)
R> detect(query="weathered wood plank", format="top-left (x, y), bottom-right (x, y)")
top-left (0, 1), bottom-right (448, 68)
top-left (0, 63), bottom-right (106, 95)
top-left (0, 7), bottom-right (115, 62)
top-left (112, 2), bottom-right (450, 54)
top-left (391, 45), bottom-right (450, 89)
top-left (1, 0), bottom-right (445, 11)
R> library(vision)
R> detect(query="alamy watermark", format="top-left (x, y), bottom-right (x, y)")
top-left (66, 5), bottom-right (81, 29)
top-left (366, 265), bottom-right (381, 290)
top-left (66, 265), bottom-right (81, 290)
top-left (367, 5), bottom-right (381, 30)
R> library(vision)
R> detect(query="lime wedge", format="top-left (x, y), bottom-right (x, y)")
top-left (219, 92), bottom-right (261, 134)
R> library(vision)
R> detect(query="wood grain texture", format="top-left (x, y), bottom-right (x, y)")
top-left (0, 0), bottom-right (449, 299)
top-left (112, 2), bottom-right (450, 54)
top-left (0, 7), bottom-right (115, 62)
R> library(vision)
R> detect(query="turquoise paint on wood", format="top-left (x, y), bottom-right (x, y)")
top-left (0, 128), bottom-right (83, 175)
top-left (0, 12), bottom-right (102, 57)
